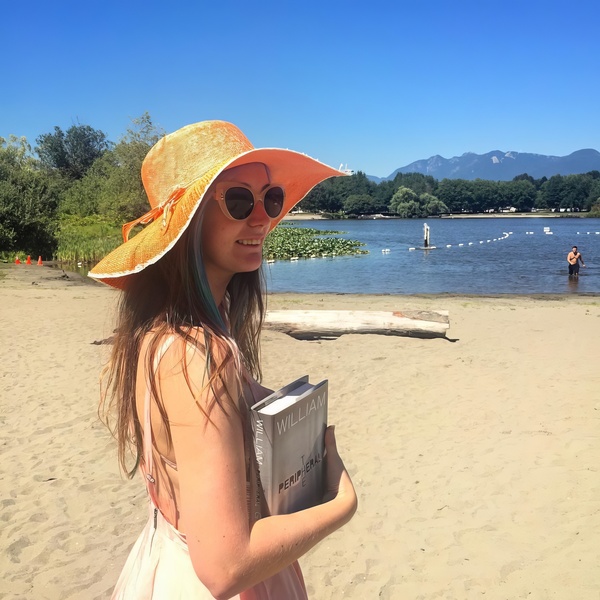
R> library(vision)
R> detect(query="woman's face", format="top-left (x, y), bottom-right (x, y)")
top-left (200, 163), bottom-right (273, 297)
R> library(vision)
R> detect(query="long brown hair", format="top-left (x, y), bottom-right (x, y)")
top-left (101, 206), bottom-right (266, 477)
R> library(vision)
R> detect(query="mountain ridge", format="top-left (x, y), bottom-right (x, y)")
top-left (366, 149), bottom-right (600, 182)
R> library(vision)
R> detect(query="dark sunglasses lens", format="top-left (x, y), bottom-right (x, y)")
top-left (264, 187), bottom-right (285, 218)
top-left (225, 187), bottom-right (254, 220)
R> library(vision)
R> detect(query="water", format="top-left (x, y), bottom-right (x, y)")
top-left (264, 217), bottom-right (600, 295)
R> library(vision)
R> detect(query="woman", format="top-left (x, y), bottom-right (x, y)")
top-left (90, 121), bottom-right (357, 599)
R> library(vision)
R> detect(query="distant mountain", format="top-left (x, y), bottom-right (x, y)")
top-left (367, 149), bottom-right (600, 182)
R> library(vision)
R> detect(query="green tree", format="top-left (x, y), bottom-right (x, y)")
top-left (420, 193), bottom-right (448, 216)
top-left (393, 200), bottom-right (423, 218)
top-left (300, 177), bottom-right (345, 213)
top-left (393, 172), bottom-right (437, 195)
top-left (436, 179), bottom-right (474, 213)
top-left (534, 190), bottom-right (548, 210)
top-left (586, 179), bottom-right (600, 210)
top-left (343, 194), bottom-right (377, 215)
top-left (471, 179), bottom-right (502, 212)
top-left (539, 175), bottom-right (564, 210)
top-left (372, 179), bottom-right (396, 210)
top-left (36, 123), bottom-right (111, 180)
top-left (0, 136), bottom-right (62, 255)
top-left (560, 174), bottom-right (591, 211)
top-left (390, 187), bottom-right (423, 217)
top-left (60, 152), bottom-right (118, 217)
top-left (58, 113), bottom-right (165, 222)
top-left (343, 171), bottom-right (376, 196)
top-left (389, 187), bottom-right (418, 212)
top-left (100, 112), bottom-right (165, 221)
top-left (502, 179), bottom-right (537, 211)
top-left (513, 173), bottom-right (535, 185)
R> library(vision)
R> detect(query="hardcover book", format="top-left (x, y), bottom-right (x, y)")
top-left (251, 376), bottom-right (328, 516)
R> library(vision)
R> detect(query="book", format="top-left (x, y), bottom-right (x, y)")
top-left (251, 376), bottom-right (328, 516)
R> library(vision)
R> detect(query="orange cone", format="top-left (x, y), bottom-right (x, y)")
top-left (15, 256), bottom-right (21, 264)
top-left (26, 255), bottom-right (32, 265)
top-left (37, 256), bottom-right (43, 266)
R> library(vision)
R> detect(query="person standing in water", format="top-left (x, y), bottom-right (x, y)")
top-left (567, 245), bottom-right (586, 276)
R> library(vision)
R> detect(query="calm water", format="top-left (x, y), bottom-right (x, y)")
top-left (264, 217), bottom-right (600, 295)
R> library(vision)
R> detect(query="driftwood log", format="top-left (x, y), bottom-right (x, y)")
top-left (264, 310), bottom-right (450, 340)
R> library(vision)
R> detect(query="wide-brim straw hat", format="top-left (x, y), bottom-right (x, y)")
top-left (88, 120), bottom-right (344, 289)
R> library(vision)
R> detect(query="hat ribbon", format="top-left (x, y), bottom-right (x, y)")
top-left (122, 186), bottom-right (187, 242)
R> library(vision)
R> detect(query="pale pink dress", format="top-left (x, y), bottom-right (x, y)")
top-left (111, 337), bottom-right (308, 599)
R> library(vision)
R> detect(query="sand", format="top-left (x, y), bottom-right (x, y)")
top-left (1, 263), bottom-right (599, 600)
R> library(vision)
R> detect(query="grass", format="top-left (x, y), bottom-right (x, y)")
top-left (55, 215), bottom-right (124, 263)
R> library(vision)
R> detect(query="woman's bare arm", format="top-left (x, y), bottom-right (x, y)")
top-left (157, 339), bottom-right (357, 600)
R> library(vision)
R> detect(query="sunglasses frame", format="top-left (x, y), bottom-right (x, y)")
top-left (214, 181), bottom-right (286, 221)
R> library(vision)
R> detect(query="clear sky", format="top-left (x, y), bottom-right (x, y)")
top-left (2, 0), bottom-right (599, 178)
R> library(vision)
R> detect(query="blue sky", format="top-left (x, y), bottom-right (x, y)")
top-left (2, 0), bottom-right (599, 178)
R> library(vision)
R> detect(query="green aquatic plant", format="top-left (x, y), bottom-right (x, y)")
top-left (263, 225), bottom-right (367, 261)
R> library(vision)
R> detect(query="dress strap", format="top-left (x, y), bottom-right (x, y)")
top-left (143, 335), bottom-right (177, 507)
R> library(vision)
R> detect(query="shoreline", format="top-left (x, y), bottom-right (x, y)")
top-left (2, 264), bottom-right (598, 299)
top-left (440, 212), bottom-right (583, 219)
top-left (283, 212), bottom-right (590, 221)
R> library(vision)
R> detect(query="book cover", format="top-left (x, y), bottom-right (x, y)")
top-left (251, 376), bottom-right (328, 516)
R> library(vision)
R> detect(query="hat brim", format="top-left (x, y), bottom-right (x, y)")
top-left (88, 148), bottom-right (342, 288)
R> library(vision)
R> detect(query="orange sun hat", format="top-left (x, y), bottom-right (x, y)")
top-left (88, 120), bottom-right (344, 289)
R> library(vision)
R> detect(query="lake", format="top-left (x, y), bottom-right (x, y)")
top-left (264, 217), bottom-right (600, 295)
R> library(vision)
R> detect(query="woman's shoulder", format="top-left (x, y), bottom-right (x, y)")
top-left (142, 326), bottom-right (206, 353)
top-left (138, 327), bottom-right (208, 380)
top-left (139, 328), bottom-right (214, 423)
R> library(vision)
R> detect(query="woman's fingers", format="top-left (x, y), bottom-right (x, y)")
top-left (323, 425), bottom-right (357, 509)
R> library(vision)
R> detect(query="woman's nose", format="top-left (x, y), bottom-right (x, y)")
top-left (247, 199), bottom-right (271, 226)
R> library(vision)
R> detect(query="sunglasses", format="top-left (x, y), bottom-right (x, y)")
top-left (215, 182), bottom-right (285, 221)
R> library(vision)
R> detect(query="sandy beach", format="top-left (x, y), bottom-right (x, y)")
top-left (1, 263), bottom-right (599, 600)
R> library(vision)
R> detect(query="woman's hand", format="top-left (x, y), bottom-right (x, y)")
top-left (322, 426), bottom-right (358, 519)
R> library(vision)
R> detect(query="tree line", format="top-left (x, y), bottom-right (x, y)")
top-left (1, 114), bottom-right (599, 261)
top-left (0, 113), bottom-right (164, 259)
top-left (298, 170), bottom-right (600, 217)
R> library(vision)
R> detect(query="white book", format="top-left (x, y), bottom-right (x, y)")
top-left (251, 376), bottom-right (328, 516)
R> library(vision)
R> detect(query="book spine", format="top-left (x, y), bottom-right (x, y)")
top-left (253, 410), bottom-right (275, 515)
